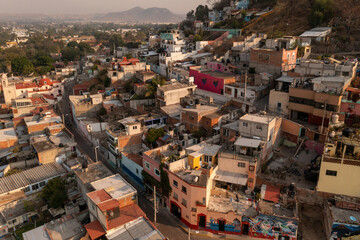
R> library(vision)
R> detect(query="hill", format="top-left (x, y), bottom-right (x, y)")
top-left (244, 0), bottom-right (360, 54)
top-left (101, 7), bottom-right (184, 23)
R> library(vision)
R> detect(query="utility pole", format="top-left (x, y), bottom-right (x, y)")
top-left (244, 71), bottom-right (247, 102)
top-left (188, 227), bottom-right (191, 240)
top-left (154, 185), bottom-right (157, 223)
top-left (94, 146), bottom-right (99, 162)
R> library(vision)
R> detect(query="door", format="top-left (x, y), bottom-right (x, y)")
top-left (235, 89), bottom-right (238, 98)
top-left (242, 224), bottom-right (249, 235)
top-left (171, 203), bottom-right (181, 220)
top-left (199, 215), bottom-right (206, 228)
top-left (218, 219), bottom-right (225, 232)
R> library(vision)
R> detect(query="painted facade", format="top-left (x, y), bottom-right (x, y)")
top-left (330, 222), bottom-right (360, 239)
top-left (242, 215), bottom-right (298, 240)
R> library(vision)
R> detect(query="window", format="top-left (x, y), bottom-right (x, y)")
top-left (256, 125), bottom-right (262, 130)
top-left (32, 183), bottom-right (39, 191)
top-left (173, 180), bottom-right (178, 188)
top-left (145, 161), bottom-right (150, 170)
top-left (238, 162), bottom-right (245, 168)
top-left (24, 187), bottom-right (30, 193)
top-left (133, 126), bottom-right (137, 130)
top-left (292, 53), bottom-right (295, 61)
top-left (326, 170), bottom-right (337, 176)
top-left (136, 169), bottom-right (139, 174)
top-left (154, 168), bottom-right (160, 177)
top-left (39, 181), bottom-right (46, 187)
top-left (173, 192), bottom-right (178, 201)
top-left (191, 207), bottom-right (197, 212)
top-left (242, 122), bottom-right (248, 127)
top-left (182, 186), bottom-right (187, 194)
top-left (204, 155), bottom-right (212, 163)
top-left (349, 104), bottom-right (355, 109)
top-left (181, 198), bottom-right (187, 207)
top-left (258, 53), bottom-right (269, 61)
top-left (132, 194), bottom-right (137, 200)
top-left (223, 129), bottom-right (229, 136)
top-left (248, 178), bottom-right (254, 183)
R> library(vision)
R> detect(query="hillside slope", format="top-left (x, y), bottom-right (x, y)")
top-left (245, 0), bottom-right (360, 53)
top-left (101, 7), bottom-right (183, 23)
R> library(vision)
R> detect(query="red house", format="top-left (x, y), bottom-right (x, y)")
top-left (189, 66), bottom-right (236, 94)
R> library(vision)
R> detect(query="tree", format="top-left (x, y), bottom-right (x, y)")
top-left (11, 56), bottom-right (34, 75)
top-left (309, 0), bottom-right (334, 27)
top-left (109, 34), bottom-right (124, 51)
top-left (67, 41), bottom-right (78, 48)
top-left (40, 177), bottom-right (67, 209)
top-left (61, 47), bottom-right (82, 63)
top-left (186, 10), bottom-right (195, 20)
top-left (98, 106), bottom-right (107, 116)
top-left (194, 34), bottom-right (202, 41)
top-left (78, 42), bottom-right (95, 54)
top-left (160, 163), bottom-right (172, 197)
top-left (146, 128), bottom-right (165, 146)
top-left (195, 5), bottom-right (209, 22)
top-left (192, 127), bottom-right (207, 139)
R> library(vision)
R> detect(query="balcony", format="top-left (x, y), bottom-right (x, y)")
top-left (219, 150), bottom-right (259, 163)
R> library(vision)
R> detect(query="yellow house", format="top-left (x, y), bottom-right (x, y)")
top-left (317, 136), bottom-right (360, 198)
top-left (186, 142), bottom-right (221, 169)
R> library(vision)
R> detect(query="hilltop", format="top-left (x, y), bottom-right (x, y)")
top-left (100, 7), bottom-right (184, 24)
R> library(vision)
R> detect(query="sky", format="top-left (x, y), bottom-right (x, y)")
top-left (0, 0), bottom-right (209, 15)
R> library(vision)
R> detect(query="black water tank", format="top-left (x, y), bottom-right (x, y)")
top-left (343, 127), bottom-right (354, 137)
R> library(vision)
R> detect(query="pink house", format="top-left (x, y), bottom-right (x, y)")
top-left (189, 66), bottom-right (236, 94)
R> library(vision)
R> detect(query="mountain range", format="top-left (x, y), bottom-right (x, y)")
top-left (100, 7), bottom-right (184, 23)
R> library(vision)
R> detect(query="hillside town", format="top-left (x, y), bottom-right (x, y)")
top-left (0, 0), bottom-right (359, 240)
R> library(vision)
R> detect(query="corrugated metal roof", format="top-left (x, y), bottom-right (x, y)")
top-left (0, 163), bottom-right (66, 195)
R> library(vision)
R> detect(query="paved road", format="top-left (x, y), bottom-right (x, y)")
top-left (58, 78), bottom-right (208, 240)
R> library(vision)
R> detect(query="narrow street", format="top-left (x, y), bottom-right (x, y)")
top-left (59, 78), bottom-right (209, 240)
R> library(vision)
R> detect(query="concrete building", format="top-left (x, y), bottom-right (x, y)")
top-left (249, 37), bottom-right (298, 75)
top-left (108, 57), bottom-right (146, 84)
top-left (69, 94), bottom-right (103, 126)
top-left (75, 162), bottom-right (113, 199)
top-left (269, 75), bottom-right (296, 116)
top-left (0, 128), bottom-right (17, 150)
top-left (189, 66), bottom-right (237, 94)
top-left (185, 142), bottom-right (222, 169)
top-left (295, 59), bottom-right (357, 77)
top-left (0, 162), bottom-right (66, 197)
top-left (300, 27), bottom-right (332, 42)
top-left (121, 152), bottom-right (143, 185)
top-left (180, 105), bottom-right (221, 133)
top-left (156, 81), bottom-right (196, 107)
top-left (317, 125), bottom-right (360, 198)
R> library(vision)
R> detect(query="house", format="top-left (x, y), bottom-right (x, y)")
top-left (300, 27), bottom-right (332, 42)
top-left (340, 87), bottom-right (360, 117)
top-left (249, 37), bottom-right (298, 75)
top-left (69, 94), bottom-right (103, 126)
top-left (22, 214), bottom-right (85, 240)
top-left (224, 82), bottom-right (268, 103)
top-left (0, 193), bottom-right (47, 230)
top-left (0, 163), bottom-right (66, 197)
top-left (317, 124), bottom-right (360, 198)
top-left (180, 104), bottom-right (220, 132)
top-left (0, 128), bottom-right (17, 150)
top-left (189, 66), bottom-right (237, 94)
top-left (121, 152), bottom-right (143, 185)
top-left (323, 203), bottom-right (360, 240)
top-left (269, 74), bottom-right (296, 116)
top-left (108, 57), bottom-right (146, 84)
top-left (156, 81), bottom-right (196, 107)
top-left (75, 162), bottom-right (113, 200)
top-left (31, 130), bottom-right (77, 165)
top-left (185, 142), bottom-right (221, 169)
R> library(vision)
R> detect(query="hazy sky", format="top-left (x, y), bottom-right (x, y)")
top-left (0, 0), bottom-right (209, 15)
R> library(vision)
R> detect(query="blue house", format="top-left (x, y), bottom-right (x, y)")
top-left (236, 0), bottom-right (250, 10)
top-left (121, 152), bottom-right (144, 186)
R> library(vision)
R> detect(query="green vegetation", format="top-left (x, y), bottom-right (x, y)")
top-left (309, 0), bottom-right (334, 27)
top-left (61, 41), bottom-right (94, 63)
top-left (4, 168), bottom-right (23, 177)
top-left (15, 220), bottom-right (45, 240)
top-left (195, 5), bottom-right (210, 22)
top-left (145, 76), bottom-right (166, 98)
top-left (160, 163), bottom-right (172, 197)
top-left (146, 128), bottom-right (165, 146)
top-left (40, 177), bottom-right (67, 209)
top-left (11, 56), bottom-right (34, 75)
top-left (97, 69), bottom-right (111, 87)
top-left (98, 106), bottom-right (107, 116)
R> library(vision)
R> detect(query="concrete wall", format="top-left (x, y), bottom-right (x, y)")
top-left (317, 160), bottom-right (360, 198)
top-left (121, 153), bottom-right (143, 184)
top-left (143, 153), bottom-right (161, 182)
top-left (269, 89), bottom-right (289, 116)
top-left (190, 69), bottom-right (236, 94)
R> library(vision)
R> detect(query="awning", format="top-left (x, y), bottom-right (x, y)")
top-left (234, 137), bottom-right (261, 148)
top-left (214, 170), bottom-right (248, 186)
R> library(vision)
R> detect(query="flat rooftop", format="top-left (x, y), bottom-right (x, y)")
top-left (240, 114), bottom-right (275, 124)
top-left (0, 128), bottom-right (17, 142)
top-left (181, 105), bottom-right (218, 113)
top-left (174, 168), bottom-right (209, 187)
top-left (208, 187), bottom-right (257, 216)
top-left (75, 162), bottom-right (113, 186)
top-left (158, 82), bottom-right (193, 92)
top-left (186, 142), bottom-right (221, 157)
top-left (259, 201), bottom-right (295, 218)
top-left (90, 174), bottom-right (137, 200)
top-left (331, 206), bottom-right (360, 225)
